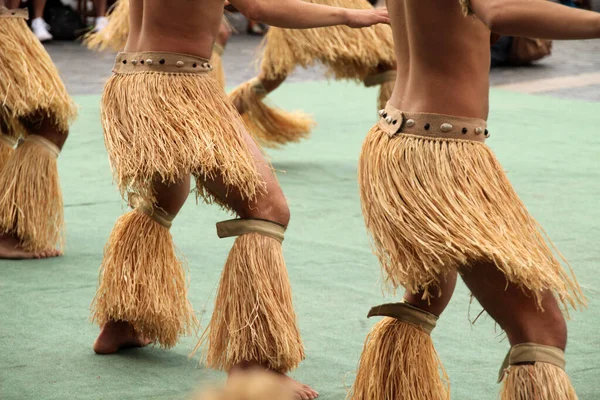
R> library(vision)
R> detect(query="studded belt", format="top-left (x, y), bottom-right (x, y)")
top-left (0, 7), bottom-right (28, 19)
top-left (378, 102), bottom-right (489, 142)
top-left (113, 52), bottom-right (214, 75)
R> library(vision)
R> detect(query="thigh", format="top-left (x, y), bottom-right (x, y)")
top-left (199, 129), bottom-right (288, 222)
top-left (403, 270), bottom-right (458, 316)
top-left (152, 175), bottom-right (191, 216)
top-left (460, 261), bottom-right (567, 349)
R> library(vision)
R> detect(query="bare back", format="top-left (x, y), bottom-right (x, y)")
top-left (125, 0), bottom-right (224, 59)
top-left (389, 0), bottom-right (491, 120)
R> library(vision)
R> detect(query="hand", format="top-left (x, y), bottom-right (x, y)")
top-left (346, 8), bottom-right (390, 28)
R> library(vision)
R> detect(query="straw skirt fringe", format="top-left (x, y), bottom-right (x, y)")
top-left (84, 0), bottom-right (129, 52)
top-left (259, 0), bottom-right (395, 81)
top-left (358, 125), bottom-right (584, 310)
top-left (500, 363), bottom-right (578, 400)
top-left (228, 80), bottom-right (314, 148)
top-left (0, 12), bottom-right (77, 134)
top-left (91, 210), bottom-right (197, 347)
top-left (101, 71), bottom-right (264, 208)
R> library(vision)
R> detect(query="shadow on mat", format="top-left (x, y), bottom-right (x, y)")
top-left (272, 160), bottom-right (357, 181)
top-left (95, 347), bottom-right (200, 367)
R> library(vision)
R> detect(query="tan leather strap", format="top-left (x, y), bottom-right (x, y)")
top-left (216, 219), bottom-right (285, 243)
top-left (378, 102), bottom-right (488, 142)
top-left (25, 135), bottom-right (60, 158)
top-left (137, 203), bottom-right (175, 229)
top-left (368, 302), bottom-right (438, 335)
top-left (113, 52), bottom-right (213, 75)
top-left (213, 43), bottom-right (225, 56)
top-left (249, 77), bottom-right (268, 98)
top-left (364, 70), bottom-right (397, 87)
top-left (498, 343), bottom-right (566, 383)
top-left (0, 135), bottom-right (17, 148)
top-left (0, 7), bottom-right (28, 19)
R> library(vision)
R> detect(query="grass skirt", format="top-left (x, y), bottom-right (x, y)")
top-left (0, 8), bottom-right (76, 134)
top-left (259, 0), bottom-right (395, 81)
top-left (359, 124), bottom-right (584, 310)
top-left (101, 52), bottom-right (264, 209)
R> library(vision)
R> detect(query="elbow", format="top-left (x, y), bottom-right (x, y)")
top-left (244, 2), bottom-right (266, 24)
top-left (477, 1), bottom-right (510, 33)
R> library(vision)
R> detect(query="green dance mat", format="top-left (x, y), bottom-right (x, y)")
top-left (1, 81), bottom-right (599, 399)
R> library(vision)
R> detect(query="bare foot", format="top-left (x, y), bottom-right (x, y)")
top-left (0, 234), bottom-right (61, 259)
top-left (93, 320), bottom-right (152, 354)
top-left (229, 363), bottom-right (318, 400)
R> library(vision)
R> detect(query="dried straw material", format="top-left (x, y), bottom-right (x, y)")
top-left (211, 45), bottom-right (226, 89)
top-left (196, 233), bottom-right (304, 373)
top-left (91, 209), bottom-right (197, 348)
top-left (0, 10), bottom-right (77, 134)
top-left (84, 0), bottom-right (129, 52)
top-left (228, 79), bottom-right (314, 148)
top-left (191, 370), bottom-right (295, 400)
top-left (259, 0), bottom-right (395, 81)
top-left (0, 109), bottom-right (26, 139)
top-left (358, 125), bottom-right (584, 310)
top-left (101, 70), bottom-right (264, 208)
top-left (349, 317), bottom-right (450, 400)
top-left (500, 363), bottom-right (578, 399)
top-left (0, 135), bottom-right (63, 251)
top-left (0, 136), bottom-right (16, 171)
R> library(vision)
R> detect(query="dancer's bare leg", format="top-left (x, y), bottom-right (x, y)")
top-left (91, 0), bottom-right (108, 32)
top-left (92, 0), bottom-right (107, 17)
top-left (403, 271), bottom-right (458, 317)
top-left (231, 73), bottom-right (287, 114)
top-left (32, 0), bottom-right (46, 19)
top-left (93, 175), bottom-right (191, 354)
top-left (2, 0), bottom-right (21, 9)
top-left (199, 131), bottom-right (317, 400)
top-left (460, 261), bottom-right (567, 349)
top-left (0, 116), bottom-right (66, 259)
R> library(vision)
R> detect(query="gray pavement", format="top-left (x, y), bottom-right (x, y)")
top-left (46, 33), bottom-right (600, 102)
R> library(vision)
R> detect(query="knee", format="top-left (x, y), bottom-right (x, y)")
top-left (22, 116), bottom-right (69, 150)
top-left (510, 305), bottom-right (567, 350)
top-left (256, 74), bottom-right (286, 93)
top-left (541, 306), bottom-right (568, 349)
top-left (244, 194), bottom-right (291, 228)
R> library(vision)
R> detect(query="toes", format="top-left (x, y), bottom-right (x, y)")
top-left (294, 385), bottom-right (317, 400)
top-left (33, 249), bottom-right (61, 259)
top-left (295, 391), bottom-right (309, 400)
top-left (304, 386), bottom-right (318, 398)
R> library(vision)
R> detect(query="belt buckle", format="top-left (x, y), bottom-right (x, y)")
top-left (378, 107), bottom-right (404, 138)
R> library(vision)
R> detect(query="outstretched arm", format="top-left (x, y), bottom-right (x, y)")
top-left (229, 0), bottom-right (389, 29)
top-left (470, 0), bottom-right (600, 40)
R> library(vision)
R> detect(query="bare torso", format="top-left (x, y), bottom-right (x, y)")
top-left (126, 0), bottom-right (224, 59)
top-left (389, 0), bottom-right (491, 120)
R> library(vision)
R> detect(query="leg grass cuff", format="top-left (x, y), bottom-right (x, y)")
top-left (137, 203), bottom-right (174, 229)
top-left (25, 135), bottom-right (60, 158)
top-left (368, 301), bottom-right (438, 335)
top-left (498, 343), bottom-right (566, 382)
top-left (216, 218), bottom-right (285, 243)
